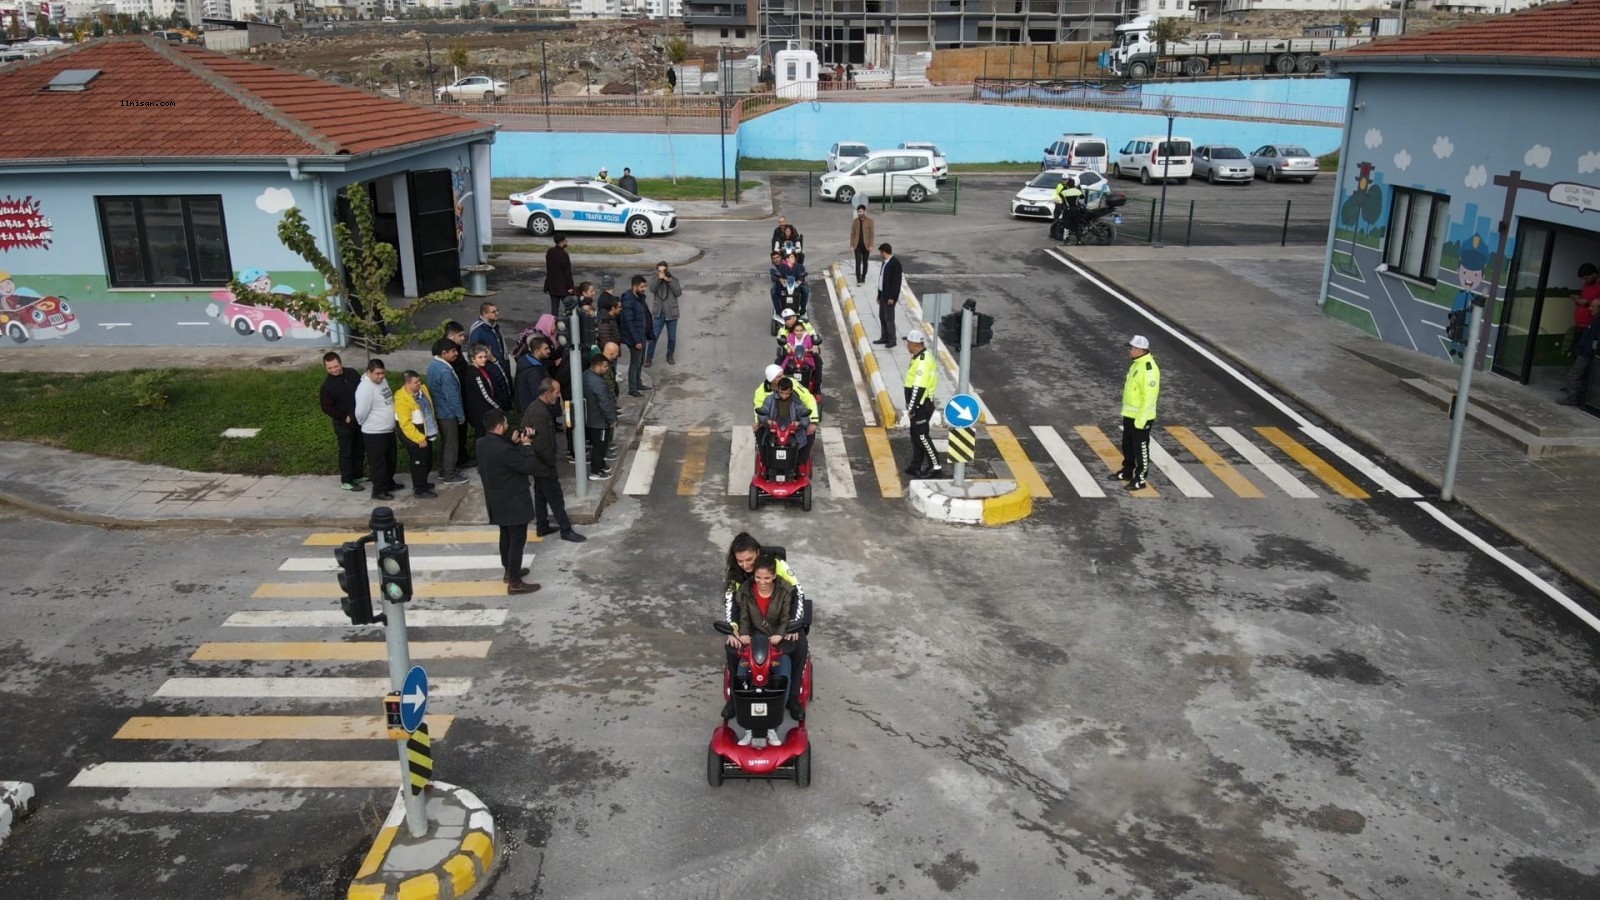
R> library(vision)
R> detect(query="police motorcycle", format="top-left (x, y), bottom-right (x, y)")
top-left (709, 616), bottom-right (814, 787)
top-left (1052, 190), bottom-right (1128, 246)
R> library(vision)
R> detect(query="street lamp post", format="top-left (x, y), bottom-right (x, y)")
top-left (718, 44), bottom-right (729, 209)
top-left (1152, 112), bottom-right (1175, 249)
top-left (539, 40), bottom-right (552, 132)
top-left (424, 38), bottom-right (435, 103)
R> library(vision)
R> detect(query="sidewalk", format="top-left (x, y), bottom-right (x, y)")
top-left (1060, 244), bottom-right (1600, 597)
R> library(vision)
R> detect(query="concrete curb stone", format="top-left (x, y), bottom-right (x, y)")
top-left (0, 781), bottom-right (37, 850)
top-left (347, 782), bottom-right (499, 900)
top-left (906, 478), bottom-right (1031, 526)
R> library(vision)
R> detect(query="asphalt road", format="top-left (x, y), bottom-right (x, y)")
top-left (2, 180), bottom-right (1598, 899)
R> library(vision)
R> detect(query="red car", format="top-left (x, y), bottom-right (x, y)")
top-left (210, 289), bottom-right (323, 342)
top-left (1, 288), bottom-right (80, 343)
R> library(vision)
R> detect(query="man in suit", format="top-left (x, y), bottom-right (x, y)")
top-left (543, 233), bottom-right (575, 318)
top-left (475, 410), bottom-right (540, 595)
top-left (875, 243), bottom-right (902, 346)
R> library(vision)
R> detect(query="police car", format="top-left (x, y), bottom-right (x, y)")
top-left (1010, 167), bottom-right (1111, 220)
top-left (507, 179), bottom-right (678, 238)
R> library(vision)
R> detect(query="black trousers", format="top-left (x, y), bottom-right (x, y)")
top-left (533, 475), bottom-right (572, 533)
top-left (403, 437), bottom-right (432, 495)
top-left (548, 293), bottom-right (566, 318)
top-left (498, 523), bottom-right (528, 580)
top-left (1120, 417), bottom-right (1152, 482)
top-left (909, 401), bottom-right (936, 470)
top-left (854, 244), bottom-right (870, 282)
top-left (877, 297), bottom-right (895, 344)
top-left (586, 426), bottom-right (608, 473)
top-left (363, 431), bottom-right (397, 496)
top-left (332, 420), bottom-right (365, 484)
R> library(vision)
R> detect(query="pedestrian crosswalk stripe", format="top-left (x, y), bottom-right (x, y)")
top-left (252, 581), bottom-right (510, 600)
top-left (726, 426), bottom-right (755, 497)
top-left (302, 530), bottom-right (508, 546)
top-left (819, 426), bottom-right (856, 499)
top-left (987, 425), bottom-right (1052, 499)
top-left (113, 715), bottom-right (458, 741)
top-left (1149, 440), bottom-right (1213, 498)
top-left (678, 426), bottom-right (710, 496)
top-left (623, 425), bottom-right (667, 496)
top-left (1299, 424), bottom-right (1422, 499)
top-left (152, 676), bottom-right (475, 699)
top-left (1166, 426), bottom-right (1265, 498)
top-left (1074, 425), bottom-right (1159, 497)
top-left (1030, 426), bottom-right (1106, 498)
top-left (69, 761), bottom-right (397, 790)
top-left (1256, 426), bottom-right (1370, 499)
top-left (222, 610), bottom-right (508, 628)
top-left (863, 427), bottom-right (904, 498)
top-left (1211, 426), bottom-right (1317, 499)
top-left (189, 641), bottom-right (493, 662)
top-left (277, 554), bottom-right (528, 573)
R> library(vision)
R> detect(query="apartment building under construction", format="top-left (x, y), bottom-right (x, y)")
top-left (685, 0), bottom-right (1131, 64)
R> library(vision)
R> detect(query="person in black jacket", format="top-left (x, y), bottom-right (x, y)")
top-left (512, 335), bottom-right (552, 415)
top-left (519, 376), bottom-right (585, 543)
top-left (476, 410), bottom-right (540, 595)
top-left (875, 243), bottom-right (903, 346)
top-left (445, 321), bottom-right (476, 467)
top-left (544, 233), bottom-right (575, 318)
top-left (464, 343), bottom-right (509, 439)
top-left (619, 276), bottom-right (653, 397)
top-left (319, 351), bottom-right (366, 491)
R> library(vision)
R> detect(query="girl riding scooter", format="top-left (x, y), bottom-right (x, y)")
top-left (721, 533), bottom-right (809, 722)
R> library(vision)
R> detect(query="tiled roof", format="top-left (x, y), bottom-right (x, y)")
top-left (1333, 0), bottom-right (1600, 61)
top-left (0, 36), bottom-right (493, 161)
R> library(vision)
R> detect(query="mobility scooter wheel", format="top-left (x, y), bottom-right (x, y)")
top-left (801, 485), bottom-right (813, 511)
top-left (794, 746), bottom-right (812, 788)
top-left (707, 744), bottom-right (725, 787)
top-left (749, 484), bottom-right (761, 510)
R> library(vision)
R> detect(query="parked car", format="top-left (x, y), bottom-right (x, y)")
top-left (1010, 168), bottom-right (1111, 219)
top-left (819, 149), bottom-right (940, 205)
top-left (898, 142), bottom-right (949, 182)
top-left (827, 141), bottom-right (870, 172)
top-left (1042, 133), bottom-right (1110, 173)
top-left (380, 15), bottom-right (397, 23)
top-left (1192, 145), bottom-right (1254, 184)
top-left (436, 75), bottom-right (508, 103)
top-left (1249, 144), bottom-right (1320, 183)
top-left (508, 178), bottom-right (678, 238)
top-left (0, 288), bottom-right (78, 343)
top-left (1112, 134), bottom-right (1194, 185)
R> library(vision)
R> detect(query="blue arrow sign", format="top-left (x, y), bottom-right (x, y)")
top-left (400, 665), bottom-right (429, 733)
top-left (944, 393), bottom-right (981, 429)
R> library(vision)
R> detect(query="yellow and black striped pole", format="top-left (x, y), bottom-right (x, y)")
top-left (407, 722), bottom-right (433, 796)
top-left (947, 426), bottom-right (976, 465)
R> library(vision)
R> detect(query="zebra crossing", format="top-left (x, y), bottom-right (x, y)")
top-left (619, 422), bottom-right (1403, 502)
top-left (68, 529), bottom-right (512, 795)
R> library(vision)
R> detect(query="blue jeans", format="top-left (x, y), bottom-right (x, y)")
top-left (647, 318), bottom-right (678, 361)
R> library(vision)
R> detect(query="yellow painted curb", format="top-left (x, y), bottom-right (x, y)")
top-left (354, 821), bottom-right (401, 881)
top-left (980, 480), bottom-right (1033, 526)
top-left (347, 884), bottom-right (387, 900)
top-left (442, 855), bottom-right (477, 896)
top-left (346, 783), bottom-right (498, 900)
top-left (461, 831), bottom-right (495, 870)
top-left (397, 873), bottom-right (440, 900)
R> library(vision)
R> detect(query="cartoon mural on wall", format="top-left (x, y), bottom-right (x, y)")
top-left (1446, 235), bottom-right (1489, 359)
top-left (208, 268), bottom-right (328, 342)
top-left (0, 270), bottom-right (79, 343)
top-left (0, 196), bottom-right (54, 252)
top-left (451, 165), bottom-right (468, 250)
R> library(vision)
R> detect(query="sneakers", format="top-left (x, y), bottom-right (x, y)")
top-left (767, 728), bottom-right (784, 747)
top-left (628, 390), bottom-right (644, 397)
top-left (604, 450), bottom-right (620, 462)
top-left (340, 481), bottom-right (359, 492)
top-left (373, 491), bottom-right (395, 501)
top-left (441, 473), bottom-right (469, 485)
top-left (737, 730), bottom-right (753, 747)
top-left (589, 468), bottom-right (612, 481)
top-left (1111, 470), bottom-right (1132, 482)
top-left (667, 355), bottom-right (676, 365)
top-left (416, 490), bottom-right (439, 500)
top-left (1126, 479), bottom-right (1147, 491)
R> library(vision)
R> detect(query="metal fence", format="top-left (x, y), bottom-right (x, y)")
top-left (971, 79), bottom-right (1346, 126)
top-left (397, 93), bottom-right (796, 133)
top-left (881, 175), bottom-right (959, 216)
top-left (1110, 193), bottom-right (1331, 246)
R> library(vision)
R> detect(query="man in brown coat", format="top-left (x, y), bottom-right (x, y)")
top-left (848, 204), bottom-right (875, 286)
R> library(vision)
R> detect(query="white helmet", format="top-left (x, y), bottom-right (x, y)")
top-left (764, 364), bottom-right (784, 381)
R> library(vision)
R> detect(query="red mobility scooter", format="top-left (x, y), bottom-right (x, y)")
top-left (708, 620), bottom-right (813, 788)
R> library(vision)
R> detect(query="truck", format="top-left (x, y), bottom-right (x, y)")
top-left (1109, 16), bottom-right (1373, 79)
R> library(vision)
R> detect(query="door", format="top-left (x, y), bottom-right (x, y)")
top-left (408, 169), bottom-right (462, 296)
top-left (1493, 222), bottom-right (1553, 382)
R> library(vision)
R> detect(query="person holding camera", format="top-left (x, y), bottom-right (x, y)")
top-left (647, 261), bottom-right (682, 366)
top-left (476, 410), bottom-right (541, 595)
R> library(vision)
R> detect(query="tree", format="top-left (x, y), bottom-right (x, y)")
top-left (1148, 17), bottom-right (1191, 57)
top-left (1340, 13), bottom-right (1361, 37)
top-left (447, 42), bottom-right (470, 72)
top-left (665, 36), bottom-right (689, 66)
top-left (229, 186), bottom-right (464, 356)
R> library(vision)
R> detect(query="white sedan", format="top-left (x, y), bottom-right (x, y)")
top-left (436, 75), bottom-right (508, 103)
top-left (1010, 168), bottom-right (1110, 219)
top-left (508, 179), bottom-right (678, 238)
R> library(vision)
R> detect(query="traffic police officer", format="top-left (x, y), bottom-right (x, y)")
top-left (1116, 334), bottom-right (1160, 490)
top-left (903, 329), bottom-right (940, 478)
top-left (1051, 176), bottom-right (1084, 241)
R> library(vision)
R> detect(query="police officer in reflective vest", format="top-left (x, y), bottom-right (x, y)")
top-left (903, 329), bottom-right (941, 479)
top-left (1116, 334), bottom-right (1160, 490)
top-left (1051, 176), bottom-right (1084, 241)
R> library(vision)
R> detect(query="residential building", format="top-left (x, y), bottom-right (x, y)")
top-left (568, 0), bottom-right (619, 17)
top-left (1320, 0), bottom-right (1600, 411)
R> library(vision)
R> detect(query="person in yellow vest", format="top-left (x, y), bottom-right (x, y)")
top-left (1116, 335), bottom-right (1161, 490)
top-left (903, 329), bottom-right (940, 478)
top-left (394, 370), bottom-right (441, 500)
top-left (753, 363), bottom-right (817, 429)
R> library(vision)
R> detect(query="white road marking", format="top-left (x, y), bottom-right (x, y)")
top-left (1031, 426), bottom-right (1106, 498)
top-left (1328, 282), bottom-right (1371, 301)
top-left (97, 323), bottom-right (132, 329)
top-left (177, 321), bottom-right (214, 326)
top-left (622, 425), bottom-right (666, 496)
top-left (1212, 426), bottom-right (1318, 499)
top-left (1148, 439), bottom-right (1212, 497)
top-left (1416, 502), bottom-right (1600, 636)
top-left (726, 426), bottom-right (755, 496)
top-left (70, 761), bottom-right (396, 790)
top-left (278, 554), bottom-right (522, 572)
top-left (1300, 425), bottom-right (1422, 499)
top-left (222, 610), bottom-right (507, 628)
top-left (152, 676), bottom-right (474, 698)
top-left (824, 269), bottom-right (879, 424)
top-left (819, 426), bottom-right (856, 499)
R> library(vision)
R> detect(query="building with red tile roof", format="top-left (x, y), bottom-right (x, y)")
top-left (0, 36), bottom-right (498, 349)
top-left (1316, 1), bottom-right (1600, 409)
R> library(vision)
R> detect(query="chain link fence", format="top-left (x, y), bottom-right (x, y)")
top-left (1111, 192), bottom-right (1330, 246)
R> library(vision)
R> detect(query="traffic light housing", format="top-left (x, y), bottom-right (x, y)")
top-left (939, 300), bottom-right (996, 349)
top-left (378, 542), bottom-right (414, 605)
top-left (335, 540), bottom-right (380, 625)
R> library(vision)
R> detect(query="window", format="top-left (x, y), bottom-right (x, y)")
top-left (720, 27), bottom-right (729, 38)
top-left (544, 187), bottom-right (583, 202)
top-left (96, 195), bottom-right (231, 288)
top-left (1384, 187), bottom-right (1449, 282)
top-left (579, 188), bottom-right (618, 204)
top-left (736, 28), bottom-right (746, 39)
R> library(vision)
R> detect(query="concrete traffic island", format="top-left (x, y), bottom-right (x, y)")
top-left (0, 781), bottom-right (37, 850)
top-left (907, 477), bottom-right (1032, 526)
top-left (347, 782), bottom-right (499, 900)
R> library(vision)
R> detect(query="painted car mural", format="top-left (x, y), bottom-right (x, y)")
top-left (208, 269), bottom-right (326, 342)
top-left (0, 286), bottom-right (80, 343)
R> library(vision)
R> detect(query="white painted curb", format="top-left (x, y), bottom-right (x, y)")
top-left (0, 781), bottom-right (37, 848)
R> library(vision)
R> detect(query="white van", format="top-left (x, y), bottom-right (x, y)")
top-left (1113, 134), bottom-right (1195, 184)
top-left (1042, 133), bottom-right (1109, 173)
top-left (819, 149), bottom-right (940, 204)
top-left (827, 141), bottom-right (870, 172)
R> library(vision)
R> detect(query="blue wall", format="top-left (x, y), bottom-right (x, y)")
top-left (495, 131), bottom-right (740, 181)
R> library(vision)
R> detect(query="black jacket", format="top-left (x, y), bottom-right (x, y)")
top-left (877, 255), bottom-right (903, 303)
top-left (319, 369), bottom-right (362, 424)
top-left (475, 432), bottom-right (537, 526)
top-left (543, 246), bottom-right (574, 297)
top-left (464, 365), bottom-right (506, 434)
top-left (512, 358), bottom-right (548, 415)
top-left (519, 397), bottom-right (561, 478)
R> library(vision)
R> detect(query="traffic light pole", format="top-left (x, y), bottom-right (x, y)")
top-left (370, 507), bottom-right (427, 838)
top-left (953, 307), bottom-right (974, 488)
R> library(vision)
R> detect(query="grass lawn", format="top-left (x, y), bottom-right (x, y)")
top-left (493, 177), bottom-right (761, 200)
top-left (0, 367), bottom-right (337, 476)
top-left (739, 157), bottom-right (1039, 173)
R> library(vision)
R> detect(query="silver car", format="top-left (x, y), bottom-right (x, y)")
top-left (1193, 145), bottom-right (1254, 185)
top-left (1249, 144), bottom-right (1320, 183)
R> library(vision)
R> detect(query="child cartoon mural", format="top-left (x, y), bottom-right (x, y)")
top-left (0, 278), bottom-right (80, 344)
top-left (451, 166), bottom-right (468, 250)
top-left (1447, 234), bottom-right (1489, 359)
top-left (208, 268), bottom-right (326, 342)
